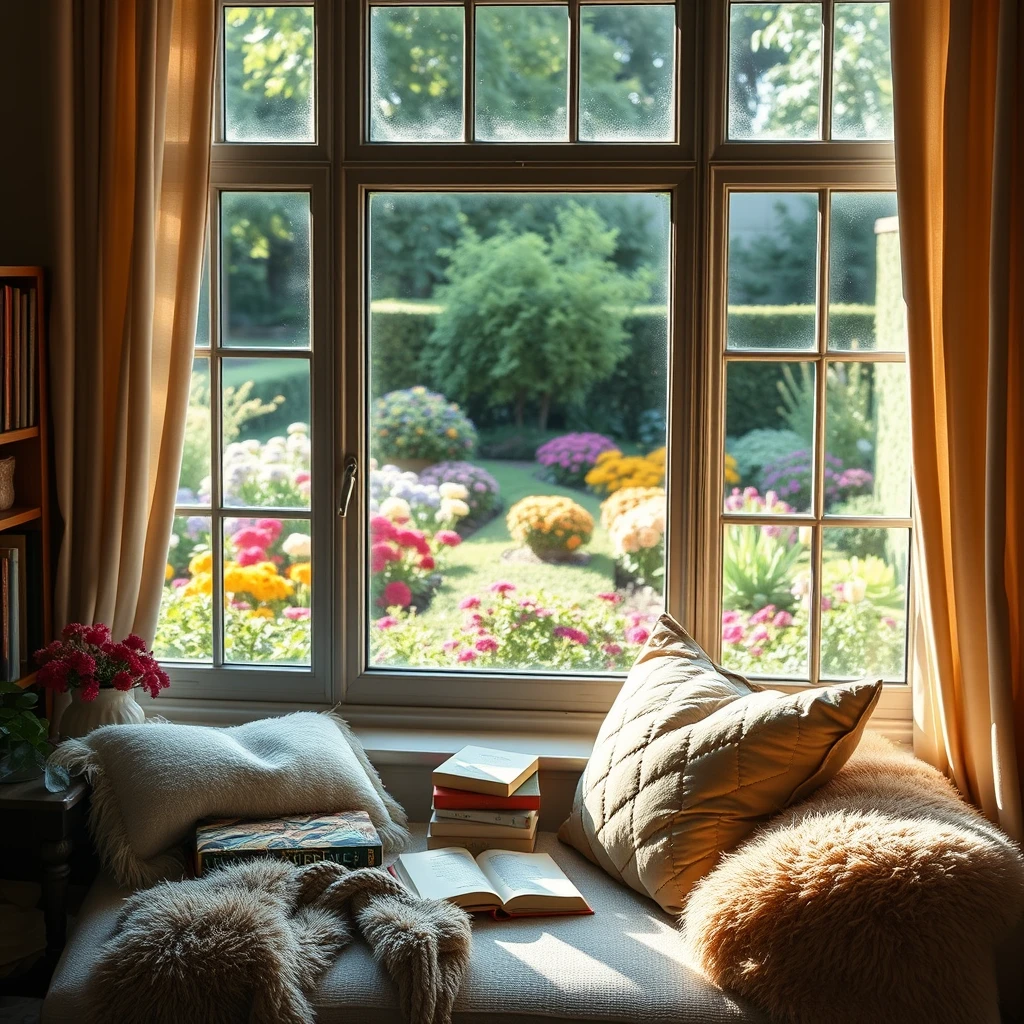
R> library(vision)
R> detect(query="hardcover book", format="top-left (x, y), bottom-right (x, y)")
top-left (391, 848), bottom-right (592, 918)
top-left (433, 771), bottom-right (541, 811)
top-left (195, 811), bottom-right (382, 875)
top-left (432, 745), bottom-right (539, 799)
top-left (433, 807), bottom-right (537, 830)
top-left (428, 810), bottom-right (538, 840)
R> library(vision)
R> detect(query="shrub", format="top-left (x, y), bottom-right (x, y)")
top-left (607, 494), bottom-right (665, 592)
top-left (727, 428), bottom-right (808, 486)
top-left (585, 447), bottom-right (665, 496)
top-left (372, 387), bottom-right (477, 462)
top-left (536, 433), bottom-right (617, 487)
top-left (760, 449), bottom-right (873, 510)
top-left (419, 461), bottom-right (501, 520)
top-left (599, 485), bottom-right (664, 530)
top-left (506, 496), bottom-right (594, 559)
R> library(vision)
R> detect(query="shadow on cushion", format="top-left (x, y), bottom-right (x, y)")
top-left (680, 733), bottom-right (1024, 1024)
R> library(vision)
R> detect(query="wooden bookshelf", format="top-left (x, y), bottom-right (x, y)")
top-left (0, 267), bottom-right (52, 688)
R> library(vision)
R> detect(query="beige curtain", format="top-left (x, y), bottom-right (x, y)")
top-left (891, 0), bottom-right (1023, 841)
top-left (49, 0), bottom-right (215, 643)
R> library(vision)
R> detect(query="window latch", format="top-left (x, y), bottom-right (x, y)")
top-left (338, 456), bottom-right (358, 518)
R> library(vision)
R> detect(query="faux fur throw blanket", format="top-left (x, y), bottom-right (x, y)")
top-left (50, 711), bottom-right (409, 888)
top-left (83, 856), bottom-right (472, 1024)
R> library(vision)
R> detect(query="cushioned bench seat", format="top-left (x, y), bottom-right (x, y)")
top-left (43, 827), bottom-right (767, 1024)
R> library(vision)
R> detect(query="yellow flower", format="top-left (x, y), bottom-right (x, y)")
top-left (446, 428), bottom-right (459, 439)
top-left (165, 563), bottom-right (173, 581)
top-left (182, 571), bottom-right (213, 597)
top-left (289, 562), bottom-right (312, 586)
top-left (250, 607), bottom-right (275, 619)
top-left (724, 452), bottom-right (740, 485)
top-left (189, 550), bottom-right (213, 575)
top-left (506, 496), bottom-right (593, 558)
top-left (566, 535), bottom-right (581, 550)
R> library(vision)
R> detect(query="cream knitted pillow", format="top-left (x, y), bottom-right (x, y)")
top-left (558, 614), bottom-right (881, 914)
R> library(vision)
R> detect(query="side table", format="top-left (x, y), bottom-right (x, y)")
top-left (0, 776), bottom-right (89, 976)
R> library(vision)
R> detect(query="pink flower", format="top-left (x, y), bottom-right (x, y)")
top-left (773, 610), bottom-right (793, 628)
top-left (602, 643), bottom-right (623, 656)
top-left (458, 595), bottom-right (480, 610)
top-left (395, 528), bottom-right (430, 556)
top-left (294, 471), bottom-right (311, 485)
top-left (722, 624), bottom-right (744, 644)
top-left (284, 607), bottom-right (311, 621)
top-left (419, 555), bottom-right (436, 571)
top-left (467, 613), bottom-right (483, 626)
top-left (749, 605), bottom-right (777, 625)
top-left (457, 650), bottom-right (477, 663)
top-left (173, 578), bottom-right (189, 588)
top-left (230, 600), bottom-right (252, 611)
top-left (442, 639), bottom-right (461, 652)
top-left (381, 581), bottom-right (412, 608)
top-left (233, 526), bottom-right (273, 550)
top-left (749, 626), bottom-right (770, 644)
top-left (435, 530), bottom-right (462, 547)
top-left (489, 581), bottom-right (516, 596)
top-left (370, 515), bottom-right (397, 541)
top-left (370, 541), bottom-right (400, 574)
top-left (749, 646), bottom-right (764, 658)
top-left (534, 607), bottom-right (552, 619)
top-left (475, 636), bottom-right (500, 653)
top-left (375, 615), bottom-right (399, 630)
top-left (112, 671), bottom-right (135, 691)
top-left (721, 610), bottom-right (742, 625)
top-left (257, 518), bottom-right (283, 541)
top-left (553, 625), bottom-right (589, 645)
top-left (237, 546), bottom-right (267, 567)
top-left (882, 616), bottom-right (898, 629)
top-left (625, 625), bottom-right (650, 646)
top-left (597, 592), bottom-right (621, 604)
top-left (79, 678), bottom-right (100, 702)
top-left (821, 597), bottom-right (833, 612)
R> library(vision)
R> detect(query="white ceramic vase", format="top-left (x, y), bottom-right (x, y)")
top-left (59, 687), bottom-right (145, 739)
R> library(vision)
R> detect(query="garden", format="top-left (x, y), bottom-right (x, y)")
top-left (154, 184), bottom-right (910, 681)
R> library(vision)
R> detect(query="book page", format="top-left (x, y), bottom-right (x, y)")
top-left (476, 851), bottom-right (585, 907)
top-left (396, 848), bottom-right (501, 906)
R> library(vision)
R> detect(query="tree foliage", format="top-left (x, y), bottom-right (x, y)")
top-left (423, 205), bottom-right (651, 428)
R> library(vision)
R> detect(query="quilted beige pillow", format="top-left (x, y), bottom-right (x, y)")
top-left (558, 613), bottom-right (882, 914)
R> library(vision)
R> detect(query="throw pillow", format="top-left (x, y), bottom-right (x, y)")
top-left (558, 613), bottom-right (882, 914)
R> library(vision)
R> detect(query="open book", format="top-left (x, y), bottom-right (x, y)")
top-left (390, 847), bottom-right (593, 917)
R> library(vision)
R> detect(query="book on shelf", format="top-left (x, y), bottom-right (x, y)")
top-left (432, 745), bottom-right (539, 799)
top-left (194, 811), bottom-right (382, 875)
top-left (391, 847), bottom-right (592, 918)
top-left (0, 547), bottom-right (20, 682)
top-left (428, 810), bottom-right (539, 841)
top-left (433, 807), bottom-right (537, 830)
top-left (0, 282), bottom-right (38, 432)
top-left (433, 771), bottom-right (541, 811)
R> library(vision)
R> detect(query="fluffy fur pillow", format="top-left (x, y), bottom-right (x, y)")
top-left (559, 614), bottom-right (881, 913)
top-left (680, 733), bottom-right (1024, 1024)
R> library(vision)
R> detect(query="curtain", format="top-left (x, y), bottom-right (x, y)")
top-left (891, 0), bottom-right (1023, 841)
top-left (48, 0), bottom-right (215, 644)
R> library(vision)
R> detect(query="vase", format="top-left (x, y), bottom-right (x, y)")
top-left (0, 457), bottom-right (14, 511)
top-left (58, 688), bottom-right (145, 739)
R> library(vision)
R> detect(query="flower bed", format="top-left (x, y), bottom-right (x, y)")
top-left (535, 433), bottom-right (617, 488)
top-left (215, 422), bottom-right (311, 507)
top-left (585, 446), bottom-right (665, 496)
top-left (418, 461), bottom-right (501, 533)
top-left (506, 495), bottom-right (594, 560)
top-left (370, 583), bottom-right (656, 672)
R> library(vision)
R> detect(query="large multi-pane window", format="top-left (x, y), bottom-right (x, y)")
top-left (156, 0), bottom-right (911, 721)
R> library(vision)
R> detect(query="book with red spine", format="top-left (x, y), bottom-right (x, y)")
top-left (433, 771), bottom-right (540, 811)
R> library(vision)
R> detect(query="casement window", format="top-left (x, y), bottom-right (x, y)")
top-left (157, 0), bottom-right (912, 734)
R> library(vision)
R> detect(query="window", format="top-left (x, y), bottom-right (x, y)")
top-left (158, 0), bottom-right (911, 726)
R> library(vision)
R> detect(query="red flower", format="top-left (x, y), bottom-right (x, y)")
top-left (489, 581), bottom-right (516, 596)
top-left (61, 623), bottom-right (87, 641)
top-left (458, 595), bottom-right (480, 610)
top-left (256, 518), bottom-right (283, 542)
top-left (553, 625), bottom-right (589, 645)
top-left (395, 528), bottom-right (430, 556)
top-left (625, 625), bottom-right (650, 646)
top-left (457, 649), bottom-right (477, 663)
top-left (123, 634), bottom-right (148, 653)
top-left (601, 643), bottom-right (623, 656)
top-left (112, 671), bottom-right (135, 691)
top-left (37, 659), bottom-right (70, 693)
top-left (236, 546), bottom-right (267, 567)
top-left (381, 581), bottom-right (412, 608)
top-left (596, 592), bottom-right (621, 604)
top-left (370, 541), bottom-right (400, 574)
top-left (67, 651), bottom-right (96, 677)
top-left (84, 624), bottom-right (111, 646)
top-left (434, 530), bottom-right (462, 547)
top-left (474, 636), bottom-right (499, 653)
top-left (79, 678), bottom-right (101, 702)
top-left (233, 526), bottom-right (274, 550)
top-left (419, 555), bottom-right (436, 571)
top-left (370, 515), bottom-right (398, 541)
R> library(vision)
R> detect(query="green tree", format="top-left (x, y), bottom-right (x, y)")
top-left (424, 205), bottom-right (651, 429)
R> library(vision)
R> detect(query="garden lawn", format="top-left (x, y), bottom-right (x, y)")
top-left (412, 459), bottom-right (618, 632)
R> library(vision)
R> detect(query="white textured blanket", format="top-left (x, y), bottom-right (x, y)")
top-left (51, 712), bottom-right (409, 888)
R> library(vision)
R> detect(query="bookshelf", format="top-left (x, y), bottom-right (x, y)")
top-left (0, 267), bottom-right (52, 687)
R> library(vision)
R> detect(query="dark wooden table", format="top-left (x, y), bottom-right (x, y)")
top-left (0, 776), bottom-right (89, 983)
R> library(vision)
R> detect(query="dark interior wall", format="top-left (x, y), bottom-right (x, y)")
top-left (0, 1), bottom-right (60, 268)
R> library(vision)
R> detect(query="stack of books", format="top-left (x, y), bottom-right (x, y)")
top-left (428, 745), bottom-right (541, 854)
top-left (0, 543), bottom-right (22, 682)
top-left (1, 283), bottom-right (38, 430)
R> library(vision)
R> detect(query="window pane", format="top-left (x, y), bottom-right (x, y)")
top-left (579, 5), bottom-right (675, 142)
top-left (224, 517), bottom-right (312, 665)
top-left (222, 357), bottom-right (311, 509)
top-left (475, 6), bottom-right (569, 141)
top-left (825, 361), bottom-right (910, 516)
top-left (829, 192), bottom-right (903, 351)
top-left (180, 358), bottom-right (211, 507)
top-left (727, 192), bottom-right (819, 350)
top-left (721, 523), bottom-right (810, 678)
top-left (725, 362), bottom-right (815, 513)
top-left (223, 6), bottom-right (315, 143)
top-left (369, 6), bottom-right (464, 142)
top-left (221, 192), bottom-right (311, 349)
top-left (155, 515), bottom-right (213, 662)
top-left (728, 3), bottom-right (822, 140)
top-left (832, 3), bottom-right (893, 140)
top-left (196, 247), bottom-right (210, 348)
top-left (821, 527), bottom-right (908, 678)
top-left (367, 191), bottom-right (670, 673)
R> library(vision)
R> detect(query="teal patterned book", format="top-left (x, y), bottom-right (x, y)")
top-left (195, 811), bottom-right (382, 875)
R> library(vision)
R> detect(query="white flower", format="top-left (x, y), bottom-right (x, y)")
top-left (168, 533), bottom-right (180, 548)
top-left (842, 577), bottom-right (867, 604)
top-left (380, 497), bottom-right (411, 522)
top-left (439, 482), bottom-right (469, 500)
top-left (287, 422), bottom-right (308, 435)
top-left (282, 532), bottom-right (312, 558)
top-left (440, 497), bottom-right (470, 519)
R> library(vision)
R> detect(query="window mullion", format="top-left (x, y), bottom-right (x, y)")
top-left (209, 190), bottom-right (225, 669)
top-left (568, 0), bottom-right (580, 142)
top-left (464, 0), bottom-right (477, 142)
top-left (820, 1), bottom-right (835, 141)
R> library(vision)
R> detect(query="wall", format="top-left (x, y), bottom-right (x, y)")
top-left (0, 1), bottom-right (61, 268)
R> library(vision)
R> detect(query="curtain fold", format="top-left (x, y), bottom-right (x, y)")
top-left (891, 0), bottom-right (1023, 840)
top-left (49, 0), bottom-right (215, 644)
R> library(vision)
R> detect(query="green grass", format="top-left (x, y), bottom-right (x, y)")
top-left (413, 459), bottom-right (616, 630)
